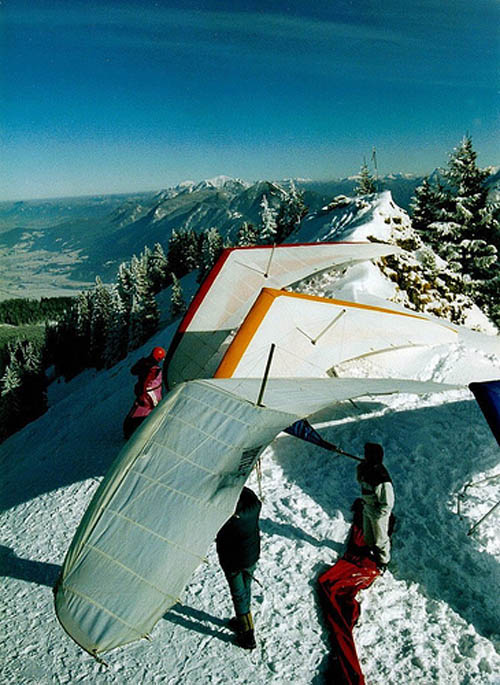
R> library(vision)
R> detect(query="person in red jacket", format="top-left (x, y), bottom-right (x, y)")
top-left (123, 346), bottom-right (166, 440)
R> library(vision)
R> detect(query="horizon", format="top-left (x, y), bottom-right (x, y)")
top-left (0, 169), bottom-right (432, 204)
top-left (2, 1), bottom-right (499, 202)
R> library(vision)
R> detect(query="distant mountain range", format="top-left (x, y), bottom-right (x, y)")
top-left (0, 170), bottom-right (497, 301)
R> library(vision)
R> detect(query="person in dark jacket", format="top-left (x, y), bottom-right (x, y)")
top-left (356, 442), bottom-right (394, 568)
top-left (216, 486), bottom-right (262, 650)
top-left (123, 346), bottom-right (165, 440)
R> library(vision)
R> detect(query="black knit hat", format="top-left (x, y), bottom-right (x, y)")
top-left (364, 442), bottom-right (384, 464)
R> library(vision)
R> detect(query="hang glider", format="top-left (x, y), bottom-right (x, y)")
top-left (214, 288), bottom-right (452, 379)
top-left (54, 376), bottom-right (456, 657)
top-left (214, 288), bottom-right (499, 383)
top-left (165, 242), bottom-right (402, 388)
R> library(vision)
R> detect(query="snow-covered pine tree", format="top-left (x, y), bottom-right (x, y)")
top-left (443, 137), bottom-right (499, 324)
top-left (0, 362), bottom-right (22, 442)
top-left (127, 255), bottom-right (160, 350)
top-left (148, 242), bottom-right (170, 293)
top-left (73, 291), bottom-right (93, 372)
top-left (128, 294), bottom-right (145, 352)
top-left (355, 160), bottom-right (377, 195)
top-left (442, 137), bottom-right (494, 236)
top-left (198, 227), bottom-right (224, 283)
top-left (410, 136), bottom-right (500, 327)
top-left (276, 180), bottom-right (308, 242)
top-left (237, 221), bottom-right (259, 247)
top-left (410, 177), bottom-right (448, 238)
top-left (170, 272), bottom-right (186, 318)
top-left (260, 194), bottom-right (278, 244)
top-left (167, 229), bottom-right (200, 277)
top-left (89, 277), bottom-right (113, 369)
top-left (477, 272), bottom-right (500, 328)
top-left (16, 339), bottom-right (47, 424)
top-left (103, 285), bottom-right (129, 368)
top-left (116, 260), bottom-right (134, 329)
top-left (0, 339), bottom-right (47, 441)
top-left (435, 136), bottom-right (499, 276)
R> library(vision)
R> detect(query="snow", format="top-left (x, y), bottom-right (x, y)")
top-left (1, 194), bottom-right (499, 684)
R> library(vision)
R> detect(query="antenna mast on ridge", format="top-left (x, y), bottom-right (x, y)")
top-left (372, 147), bottom-right (379, 190)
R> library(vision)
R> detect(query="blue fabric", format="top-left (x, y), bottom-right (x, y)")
top-left (284, 419), bottom-right (336, 450)
top-left (469, 380), bottom-right (500, 447)
top-left (224, 564), bottom-right (256, 616)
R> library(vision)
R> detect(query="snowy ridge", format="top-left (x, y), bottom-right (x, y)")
top-left (295, 191), bottom-right (410, 244)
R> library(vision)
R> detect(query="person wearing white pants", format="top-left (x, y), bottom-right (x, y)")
top-left (356, 442), bottom-right (395, 567)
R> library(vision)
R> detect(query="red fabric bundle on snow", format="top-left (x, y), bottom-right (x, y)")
top-left (318, 509), bottom-right (380, 685)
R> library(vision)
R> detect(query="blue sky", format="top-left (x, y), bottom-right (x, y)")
top-left (1, 0), bottom-right (499, 200)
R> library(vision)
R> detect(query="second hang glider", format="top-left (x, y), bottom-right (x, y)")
top-left (164, 241), bottom-right (401, 387)
top-left (214, 288), bottom-right (500, 383)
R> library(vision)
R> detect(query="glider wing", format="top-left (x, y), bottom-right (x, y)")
top-left (54, 375), bottom-right (455, 655)
top-left (214, 288), bottom-right (460, 380)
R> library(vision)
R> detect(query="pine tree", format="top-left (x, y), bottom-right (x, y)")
top-left (47, 300), bottom-right (81, 379)
top-left (260, 195), bottom-right (278, 244)
top-left (410, 177), bottom-right (453, 247)
top-left (410, 135), bottom-right (500, 326)
top-left (0, 339), bottom-right (47, 441)
top-left (103, 285), bottom-right (129, 367)
top-left (89, 277), bottom-right (112, 369)
top-left (276, 181), bottom-right (308, 242)
top-left (117, 261), bottom-right (134, 318)
top-left (75, 291), bottom-right (93, 370)
top-left (355, 161), bottom-right (377, 195)
top-left (148, 242), bottom-right (170, 293)
top-left (411, 177), bottom-right (441, 233)
top-left (0, 362), bottom-right (22, 440)
top-left (127, 255), bottom-right (160, 350)
top-left (237, 221), bottom-right (259, 247)
top-left (440, 137), bottom-right (499, 306)
top-left (167, 229), bottom-right (200, 277)
top-left (170, 273), bottom-right (186, 318)
top-left (198, 227), bottom-right (224, 283)
top-left (17, 339), bottom-right (47, 424)
top-left (128, 294), bottom-right (145, 351)
top-left (441, 136), bottom-right (498, 256)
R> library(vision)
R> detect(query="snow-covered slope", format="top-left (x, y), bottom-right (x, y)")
top-left (1, 195), bottom-right (499, 684)
top-left (294, 191), bottom-right (402, 243)
top-left (294, 190), bottom-right (497, 334)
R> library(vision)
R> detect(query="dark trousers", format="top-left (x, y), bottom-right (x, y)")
top-left (224, 563), bottom-right (256, 616)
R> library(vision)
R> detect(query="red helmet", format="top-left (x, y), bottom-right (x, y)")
top-left (152, 346), bottom-right (166, 361)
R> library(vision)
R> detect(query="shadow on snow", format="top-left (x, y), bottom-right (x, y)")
top-left (0, 545), bottom-right (60, 588)
top-left (163, 604), bottom-right (234, 645)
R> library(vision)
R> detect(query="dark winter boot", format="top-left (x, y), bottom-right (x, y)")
top-left (235, 612), bottom-right (256, 650)
top-left (228, 617), bottom-right (241, 633)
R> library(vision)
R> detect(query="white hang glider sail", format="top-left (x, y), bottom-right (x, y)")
top-left (214, 288), bottom-right (500, 383)
top-left (54, 376), bottom-right (457, 656)
top-left (165, 242), bottom-right (402, 388)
